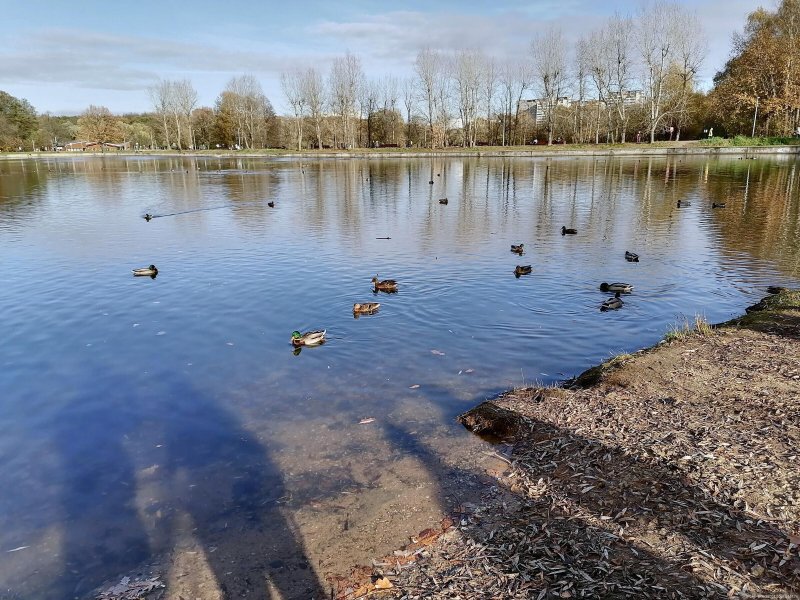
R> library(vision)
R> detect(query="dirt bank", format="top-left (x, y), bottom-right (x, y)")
top-left (375, 290), bottom-right (800, 599)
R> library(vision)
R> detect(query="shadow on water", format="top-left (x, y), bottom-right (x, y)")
top-left (45, 379), bottom-right (326, 600)
top-left (383, 410), bottom-right (799, 598)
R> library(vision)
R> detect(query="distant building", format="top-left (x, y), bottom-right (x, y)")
top-left (520, 91), bottom-right (644, 122)
top-left (620, 90), bottom-right (644, 106)
top-left (518, 97), bottom-right (573, 125)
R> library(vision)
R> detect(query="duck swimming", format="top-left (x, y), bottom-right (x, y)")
top-left (291, 330), bottom-right (326, 347)
top-left (601, 292), bottom-right (623, 311)
top-left (510, 244), bottom-right (524, 254)
top-left (353, 302), bottom-right (380, 314)
top-left (625, 251), bottom-right (639, 262)
top-left (712, 202), bottom-right (726, 208)
top-left (600, 282), bottom-right (633, 293)
top-left (438, 198), bottom-right (448, 204)
top-left (144, 213), bottom-right (154, 221)
top-left (132, 265), bottom-right (158, 277)
top-left (372, 276), bottom-right (398, 292)
top-left (561, 226), bottom-right (577, 235)
top-left (267, 201), bottom-right (275, 208)
top-left (515, 265), bottom-right (532, 277)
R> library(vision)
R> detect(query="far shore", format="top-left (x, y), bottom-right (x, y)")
top-left (3, 141), bottom-right (800, 161)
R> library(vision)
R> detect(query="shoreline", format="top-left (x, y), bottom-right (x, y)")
top-left (3, 143), bottom-right (800, 162)
top-left (349, 289), bottom-right (800, 599)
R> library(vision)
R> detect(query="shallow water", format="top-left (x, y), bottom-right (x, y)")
top-left (1, 154), bottom-right (799, 598)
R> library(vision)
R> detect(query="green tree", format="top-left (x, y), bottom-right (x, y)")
top-left (0, 90), bottom-right (37, 151)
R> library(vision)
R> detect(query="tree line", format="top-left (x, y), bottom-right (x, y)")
top-left (1, 0), bottom-right (799, 153)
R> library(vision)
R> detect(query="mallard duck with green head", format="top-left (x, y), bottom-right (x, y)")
top-left (291, 330), bottom-right (326, 347)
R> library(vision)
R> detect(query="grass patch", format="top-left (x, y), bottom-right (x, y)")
top-left (567, 352), bottom-right (634, 388)
top-left (700, 135), bottom-right (800, 147)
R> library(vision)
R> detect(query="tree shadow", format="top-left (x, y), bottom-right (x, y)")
top-left (383, 410), bottom-right (800, 598)
top-left (35, 379), bottom-right (326, 600)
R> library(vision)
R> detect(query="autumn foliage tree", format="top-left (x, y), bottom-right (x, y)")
top-left (77, 105), bottom-right (121, 145)
top-left (709, 0), bottom-right (800, 136)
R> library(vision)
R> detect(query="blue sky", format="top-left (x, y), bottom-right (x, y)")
top-left (0, 0), bottom-right (764, 115)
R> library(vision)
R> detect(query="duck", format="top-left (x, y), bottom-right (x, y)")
top-left (515, 265), bottom-right (532, 277)
top-left (132, 265), bottom-right (158, 277)
top-left (353, 302), bottom-right (381, 314)
top-left (510, 244), bottom-right (524, 254)
top-left (600, 282), bottom-right (633, 293)
top-left (428, 180), bottom-right (434, 184)
top-left (712, 202), bottom-right (726, 208)
top-left (625, 251), bottom-right (639, 262)
top-left (561, 226), bottom-right (577, 235)
top-left (372, 276), bottom-right (398, 292)
top-left (267, 201), bottom-right (275, 208)
top-left (290, 330), bottom-right (326, 347)
top-left (143, 213), bottom-right (155, 221)
top-left (438, 198), bottom-right (448, 205)
top-left (677, 200), bottom-right (691, 208)
top-left (601, 292), bottom-right (623, 311)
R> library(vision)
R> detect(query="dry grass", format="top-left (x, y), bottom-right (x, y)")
top-left (663, 314), bottom-right (713, 342)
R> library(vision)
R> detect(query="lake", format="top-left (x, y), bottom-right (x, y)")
top-left (1, 153), bottom-right (798, 599)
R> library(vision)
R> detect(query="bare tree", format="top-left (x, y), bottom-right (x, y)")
top-left (148, 80), bottom-right (172, 149)
top-left (223, 75), bottom-right (274, 149)
top-left (482, 55), bottom-right (499, 145)
top-left (281, 69), bottom-right (306, 150)
top-left (584, 29), bottom-right (612, 143)
top-left (454, 49), bottom-right (483, 147)
top-left (302, 68), bottom-right (326, 149)
top-left (498, 61), bottom-right (530, 146)
top-left (436, 63), bottom-right (454, 147)
top-left (607, 14), bottom-right (635, 142)
top-left (636, 1), bottom-right (703, 142)
top-left (531, 27), bottom-right (570, 145)
top-left (415, 48), bottom-right (441, 147)
top-left (380, 75), bottom-right (400, 144)
top-left (360, 79), bottom-right (380, 147)
top-left (673, 12), bottom-right (707, 140)
top-left (402, 77), bottom-right (416, 146)
top-left (574, 38), bottom-right (590, 143)
top-left (173, 79), bottom-right (197, 149)
top-left (329, 52), bottom-right (363, 148)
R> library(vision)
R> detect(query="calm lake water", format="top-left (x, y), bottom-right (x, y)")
top-left (1, 153), bottom-right (799, 598)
